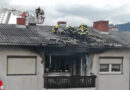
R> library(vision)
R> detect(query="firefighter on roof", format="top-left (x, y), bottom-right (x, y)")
top-left (77, 23), bottom-right (88, 40)
top-left (51, 25), bottom-right (59, 34)
top-left (65, 26), bottom-right (76, 37)
top-left (61, 25), bottom-right (68, 35)
top-left (79, 23), bottom-right (88, 33)
top-left (78, 24), bottom-right (88, 35)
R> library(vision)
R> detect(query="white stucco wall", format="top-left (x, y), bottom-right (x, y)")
top-left (0, 47), bottom-right (43, 90)
top-left (92, 48), bottom-right (130, 90)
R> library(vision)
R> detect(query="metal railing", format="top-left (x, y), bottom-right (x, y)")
top-left (44, 76), bottom-right (96, 89)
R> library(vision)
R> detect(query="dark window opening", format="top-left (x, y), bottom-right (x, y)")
top-left (45, 55), bottom-right (80, 73)
top-left (44, 55), bottom-right (97, 88)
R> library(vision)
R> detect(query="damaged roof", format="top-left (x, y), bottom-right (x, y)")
top-left (0, 24), bottom-right (124, 48)
top-left (30, 25), bottom-right (123, 48)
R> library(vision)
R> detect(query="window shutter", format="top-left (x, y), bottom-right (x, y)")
top-left (100, 58), bottom-right (122, 64)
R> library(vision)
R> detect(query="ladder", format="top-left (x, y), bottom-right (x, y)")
top-left (0, 10), bottom-right (6, 24)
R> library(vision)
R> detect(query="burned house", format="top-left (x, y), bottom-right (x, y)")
top-left (36, 25), bottom-right (123, 90)
top-left (0, 7), bottom-right (129, 90)
top-left (0, 20), bottom-right (129, 90)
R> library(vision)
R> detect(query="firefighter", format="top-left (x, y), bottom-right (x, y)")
top-left (63, 26), bottom-right (70, 36)
top-left (62, 26), bottom-right (69, 35)
top-left (79, 23), bottom-right (88, 33)
top-left (40, 10), bottom-right (44, 15)
top-left (63, 26), bottom-right (78, 38)
top-left (66, 26), bottom-right (75, 37)
top-left (51, 25), bottom-right (59, 34)
top-left (77, 23), bottom-right (88, 41)
top-left (35, 7), bottom-right (41, 18)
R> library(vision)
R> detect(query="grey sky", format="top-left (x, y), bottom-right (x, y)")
top-left (0, 0), bottom-right (130, 26)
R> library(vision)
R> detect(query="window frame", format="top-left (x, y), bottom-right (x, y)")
top-left (99, 57), bottom-right (123, 75)
top-left (100, 64), bottom-right (109, 72)
top-left (7, 56), bottom-right (37, 76)
top-left (111, 64), bottom-right (121, 72)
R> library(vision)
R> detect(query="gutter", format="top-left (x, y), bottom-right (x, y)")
top-left (0, 43), bottom-right (41, 46)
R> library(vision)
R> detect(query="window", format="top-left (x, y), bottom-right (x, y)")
top-left (45, 55), bottom-right (81, 73)
top-left (100, 64), bottom-right (109, 72)
top-left (99, 57), bottom-right (123, 74)
top-left (7, 56), bottom-right (37, 75)
top-left (111, 64), bottom-right (121, 72)
top-left (45, 56), bottom-right (74, 73)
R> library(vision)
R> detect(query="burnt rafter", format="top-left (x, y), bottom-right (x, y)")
top-left (42, 46), bottom-right (87, 54)
top-left (36, 45), bottom-right (111, 56)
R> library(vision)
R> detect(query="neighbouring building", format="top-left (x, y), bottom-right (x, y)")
top-left (109, 26), bottom-right (119, 31)
top-left (57, 21), bottom-right (67, 27)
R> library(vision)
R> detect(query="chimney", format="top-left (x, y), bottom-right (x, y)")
top-left (17, 18), bottom-right (26, 25)
top-left (93, 20), bottom-right (109, 34)
top-left (57, 21), bottom-right (67, 27)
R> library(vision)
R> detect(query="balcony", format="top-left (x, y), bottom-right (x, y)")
top-left (44, 76), bottom-right (96, 89)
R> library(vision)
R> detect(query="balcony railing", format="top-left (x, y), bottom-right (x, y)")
top-left (44, 76), bottom-right (96, 89)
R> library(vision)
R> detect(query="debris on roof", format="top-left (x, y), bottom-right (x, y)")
top-left (30, 25), bottom-right (123, 48)
top-left (0, 24), bottom-right (124, 48)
